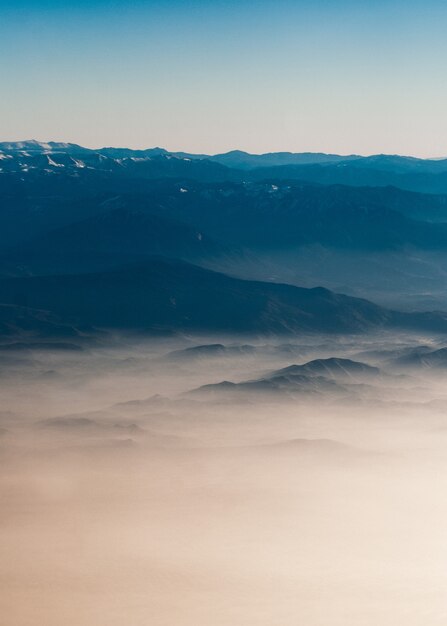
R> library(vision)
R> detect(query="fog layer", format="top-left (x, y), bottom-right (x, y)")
top-left (2, 333), bottom-right (447, 625)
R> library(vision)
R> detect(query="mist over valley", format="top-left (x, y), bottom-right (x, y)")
top-left (2, 141), bottom-right (447, 625)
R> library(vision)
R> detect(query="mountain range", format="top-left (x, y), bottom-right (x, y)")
top-left (3, 140), bottom-right (447, 193)
top-left (2, 140), bottom-right (447, 341)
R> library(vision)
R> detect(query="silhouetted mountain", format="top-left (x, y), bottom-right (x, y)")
top-left (165, 343), bottom-right (257, 361)
top-left (3, 177), bottom-right (447, 249)
top-left (0, 341), bottom-right (82, 351)
top-left (4, 207), bottom-right (228, 275)
top-left (248, 161), bottom-right (447, 194)
top-left (189, 356), bottom-right (383, 400)
top-left (271, 357), bottom-right (380, 380)
top-left (190, 374), bottom-right (345, 399)
top-left (98, 146), bottom-right (209, 160)
top-left (338, 154), bottom-right (447, 175)
top-left (391, 347), bottom-right (447, 369)
top-left (0, 258), bottom-right (446, 335)
top-left (208, 150), bottom-right (359, 169)
top-left (210, 151), bottom-right (447, 178)
top-left (132, 181), bottom-right (447, 251)
top-left (0, 304), bottom-right (81, 339)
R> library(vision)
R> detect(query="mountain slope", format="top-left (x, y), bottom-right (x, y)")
top-left (0, 258), bottom-right (446, 334)
top-left (271, 358), bottom-right (380, 380)
top-left (189, 357), bottom-right (379, 399)
top-left (3, 207), bottom-right (228, 275)
top-left (135, 182), bottom-right (447, 251)
top-left (391, 347), bottom-right (447, 369)
top-left (4, 142), bottom-right (447, 316)
top-left (0, 304), bottom-right (81, 340)
top-left (247, 161), bottom-right (447, 194)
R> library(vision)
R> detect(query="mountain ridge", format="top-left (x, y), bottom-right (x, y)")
top-left (0, 257), bottom-right (447, 335)
top-left (3, 140), bottom-right (447, 193)
top-left (2, 140), bottom-right (445, 166)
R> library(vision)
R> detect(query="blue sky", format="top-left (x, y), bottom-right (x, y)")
top-left (1, 0), bottom-right (447, 155)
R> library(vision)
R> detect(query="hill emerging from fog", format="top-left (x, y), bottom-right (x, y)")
top-left (270, 357), bottom-right (380, 380)
top-left (189, 356), bottom-right (381, 400)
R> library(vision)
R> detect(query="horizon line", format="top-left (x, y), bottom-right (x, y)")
top-left (1, 138), bottom-right (447, 161)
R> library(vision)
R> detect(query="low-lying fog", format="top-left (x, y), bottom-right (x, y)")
top-left (2, 332), bottom-right (447, 625)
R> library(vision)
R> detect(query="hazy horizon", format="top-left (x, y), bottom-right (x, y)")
top-left (2, 137), bottom-right (447, 160)
top-left (2, 0), bottom-right (447, 157)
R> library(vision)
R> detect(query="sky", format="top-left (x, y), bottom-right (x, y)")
top-left (1, 0), bottom-right (447, 156)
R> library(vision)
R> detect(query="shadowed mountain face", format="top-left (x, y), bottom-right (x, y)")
top-left (0, 257), bottom-right (447, 335)
top-left (0, 304), bottom-right (81, 339)
top-left (3, 182), bottom-right (447, 262)
top-left (3, 207), bottom-right (228, 275)
top-left (2, 176), bottom-right (447, 311)
top-left (121, 182), bottom-right (447, 251)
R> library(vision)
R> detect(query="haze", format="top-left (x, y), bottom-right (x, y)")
top-left (2, 333), bottom-right (447, 625)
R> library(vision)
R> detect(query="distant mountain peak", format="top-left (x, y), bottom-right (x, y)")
top-left (0, 140), bottom-right (92, 155)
